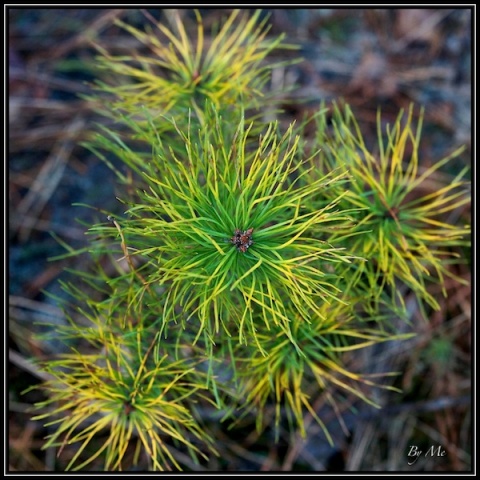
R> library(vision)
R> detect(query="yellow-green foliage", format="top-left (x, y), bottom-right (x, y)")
top-left (30, 10), bottom-right (470, 471)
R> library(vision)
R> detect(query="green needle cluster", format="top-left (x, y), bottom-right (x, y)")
top-left (29, 10), bottom-right (470, 471)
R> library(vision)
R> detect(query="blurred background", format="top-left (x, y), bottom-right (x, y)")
top-left (8, 8), bottom-right (472, 472)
